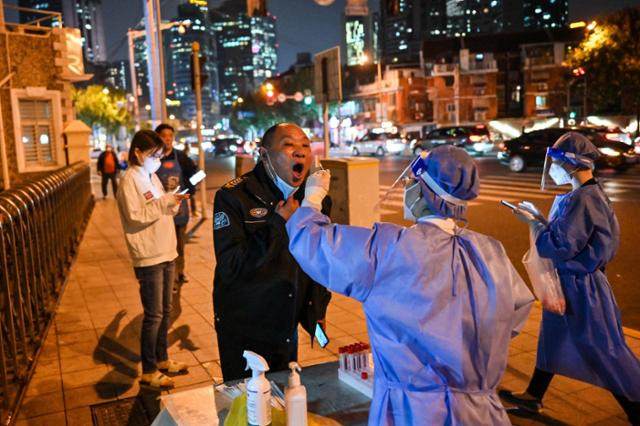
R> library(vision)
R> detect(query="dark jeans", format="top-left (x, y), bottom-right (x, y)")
top-left (134, 261), bottom-right (174, 374)
top-left (175, 224), bottom-right (186, 278)
top-left (528, 368), bottom-right (639, 424)
top-left (216, 327), bottom-right (298, 381)
top-left (101, 173), bottom-right (118, 197)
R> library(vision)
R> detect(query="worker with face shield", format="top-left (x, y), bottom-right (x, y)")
top-left (285, 145), bottom-right (534, 425)
top-left (500, 132), bottom-right (640, 423)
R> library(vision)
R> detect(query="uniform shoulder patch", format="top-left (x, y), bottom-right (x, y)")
top-left (223, 176), bottom-right (246, 189)
top-left (214, 212), bottom-right (230, 230)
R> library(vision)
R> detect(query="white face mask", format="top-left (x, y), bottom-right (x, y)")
top-left (403, 180), bottom-right (423, 221)
top-left (262, 151), bottom-right (298, 198)
top-left (143, 156), bottom-right (161, 174)
top-left (549, 163), bottom-right (572, 186)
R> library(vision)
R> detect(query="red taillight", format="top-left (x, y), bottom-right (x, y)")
top-left (469, 135), bottom-right (483, 142)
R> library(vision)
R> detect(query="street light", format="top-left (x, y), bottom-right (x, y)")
top-left (127, 19), bottom-right (191, 129)
top-left (587, 20), bottom-right (597, 31)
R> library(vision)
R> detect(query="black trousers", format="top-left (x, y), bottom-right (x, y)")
top-left (174, 224), bottom-right (187, 278)
top-left (216, 327), bottom-right (297, 382)
top-left (101, 173), bottom-right (118, 197)
top-left (527, 368), bottom-right (640, 425)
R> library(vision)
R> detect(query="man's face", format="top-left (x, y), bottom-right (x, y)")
top-left (106, 145), bottom-right (112, 152)
top-left (263, 124), bottom-right (311, 187)
top-left (159, 129), bottom-right (174, 152)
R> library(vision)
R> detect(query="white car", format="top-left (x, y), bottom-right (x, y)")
top-left (351, 132), bottom-right (407, 156)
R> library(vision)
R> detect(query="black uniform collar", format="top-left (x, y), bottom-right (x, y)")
top-left (581, 177), bottom-right (597, 187)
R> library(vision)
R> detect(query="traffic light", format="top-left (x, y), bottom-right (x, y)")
top-left (190, 53), bottom-right (209, 90)
top-left (262, 82), bottom-right (276, 105)
top-left (572, 67), bottom-right (586, 77)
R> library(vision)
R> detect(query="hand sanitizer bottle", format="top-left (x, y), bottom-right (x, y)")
top-left (243, 350), bottom-right (271, 426)
top-left (285, 362), bottom-right (307, 426)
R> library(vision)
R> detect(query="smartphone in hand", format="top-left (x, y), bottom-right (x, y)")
top-left (315, 323), bottom-right (329, 348)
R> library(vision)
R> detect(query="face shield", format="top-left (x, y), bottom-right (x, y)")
top-left (541, 147), bottom-right (593, 190)
top-left (375, 153), bottom-right (424, 212)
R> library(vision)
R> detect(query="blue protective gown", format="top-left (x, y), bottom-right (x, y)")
top-left (286, 208), bottom-right (535, 426)
top-left (535, 183), bottom-right (640, 400)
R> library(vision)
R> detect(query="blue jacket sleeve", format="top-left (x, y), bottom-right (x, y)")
top-left (536, 193), bottom-right (593, 261)
top-left (286, 207), bottom-right (379, 302)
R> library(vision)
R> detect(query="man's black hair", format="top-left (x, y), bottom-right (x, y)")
top-left (261, 123), bottom-right (287, 149)
top-left (155, 123), bottom-right (175, 134)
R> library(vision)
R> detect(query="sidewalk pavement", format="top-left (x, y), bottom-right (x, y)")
top-left (13, 178), bottom-right (640, 425)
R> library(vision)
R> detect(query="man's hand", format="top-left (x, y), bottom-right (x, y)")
top-left (302, 170), bottom-right (331, 210)
top-left (276, 195), bottom-right (300, 221)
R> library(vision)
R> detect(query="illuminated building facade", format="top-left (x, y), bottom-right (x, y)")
top-left (211, 2), bottom-right (277, 114)
top-left (164, 3), bottom-right (220, 125)
top-left (105, 60), bottom-right (130, 92)
top-left (18, 0), bottom-right (107, 64)
top-left (133, 2), bottom-right (220, 124)
top-left (380, 0), bottom-right (568, 66)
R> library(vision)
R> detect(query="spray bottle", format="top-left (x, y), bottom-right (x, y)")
top-left (243, 350), bottom-right (271, 426)
top-left (285, 362), bottom-right (307, 426)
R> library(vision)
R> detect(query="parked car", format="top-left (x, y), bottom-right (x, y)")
top-left (498, 127), bottom-right (637, 172)
top-left (581, 125), bottom-right (632, 145)
top-left (411, 125), bottom-right (493, 156)
top-left (212, 135), bottom-right (243, 157)
top-left (351, 131), bottom-right (407, 156)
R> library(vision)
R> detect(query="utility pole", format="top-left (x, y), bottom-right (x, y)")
top-left (192, 42), bottom-right (208, 219)
top-left (143, 0), bottom-right (164, 127)
top-left (127, 30), bottom-right (141, 131)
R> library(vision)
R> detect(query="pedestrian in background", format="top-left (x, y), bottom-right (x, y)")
top-left (116, 130), bottom-right (190, 389)
top-left (155, 123), bottom-right (199, 289)
top-left (97, 144), bottom-right (120, 199)
top-left (501, 132), bottom-right (640, 424)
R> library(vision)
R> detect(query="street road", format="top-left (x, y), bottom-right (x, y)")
top-left (205, 154), bottom-right (640, 330)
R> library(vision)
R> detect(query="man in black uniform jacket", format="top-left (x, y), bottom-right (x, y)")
top-left (213, 123), bottom-right (332, 381)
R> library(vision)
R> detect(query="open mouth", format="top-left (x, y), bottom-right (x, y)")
top-left (292, 162), bottom-right (305, 180)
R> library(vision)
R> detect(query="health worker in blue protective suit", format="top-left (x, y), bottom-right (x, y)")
top-left (285, 146), bottom-right (535, 426)
top-left (500, 132), bottom-right (640, 424)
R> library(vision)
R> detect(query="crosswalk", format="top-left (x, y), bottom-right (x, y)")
top-left (378, 167), bottom-right (640, 215)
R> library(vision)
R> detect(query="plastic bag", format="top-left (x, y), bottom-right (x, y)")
top-left (224, 393), bottom-right (339, 426)
top-left (522, 228), bottom-right (566, 315)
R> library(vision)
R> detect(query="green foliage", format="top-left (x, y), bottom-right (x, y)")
top-left (230, 67), bottom-right (321, 135)
top-left (566, 7), bottom-right (640, 114)
top-left (72, 85), bottom-right (133, 136)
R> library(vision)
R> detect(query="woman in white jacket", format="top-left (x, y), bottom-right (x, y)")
top-left (116, 130), bottom-right (190, 388)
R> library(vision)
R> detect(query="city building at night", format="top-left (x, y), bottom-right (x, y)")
top-left (103, 60), bottom-right (131, 92)
top-left (18, 0), bottom-right (107, 64)
top-left (422, 27), bottom-right (583, 124)
top-left (380, 0), bottom-right (569, 66)
top-left (164, 2), bottom-right (220, 125)
top-left (210, 0), bottom-right (277, 114)
top-left (131, 1), bottom-right (220, 125)
top-left (343, 0), bottom-right (375, 66)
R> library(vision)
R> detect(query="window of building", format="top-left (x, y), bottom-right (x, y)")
top-left (11, 88), bottom-right (64, 173)
top-left (535, 95), bottom-right (548, 109)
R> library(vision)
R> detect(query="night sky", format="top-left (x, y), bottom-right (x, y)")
top-left (103, 0), bottom-right (640, 73)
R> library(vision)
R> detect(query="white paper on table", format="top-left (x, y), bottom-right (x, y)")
top-left (159, 386), bottom-right (219, 425)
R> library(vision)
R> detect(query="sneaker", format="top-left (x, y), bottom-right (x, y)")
top-left (139, 371), bottom-right (174, 388)
top-left (498, 389), bottom-right (543, 414)
top-left (157, 359), bottom-right (188, 373)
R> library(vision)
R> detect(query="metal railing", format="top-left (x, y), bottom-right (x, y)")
top-left (0, 163), bottom-right (94, 425)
